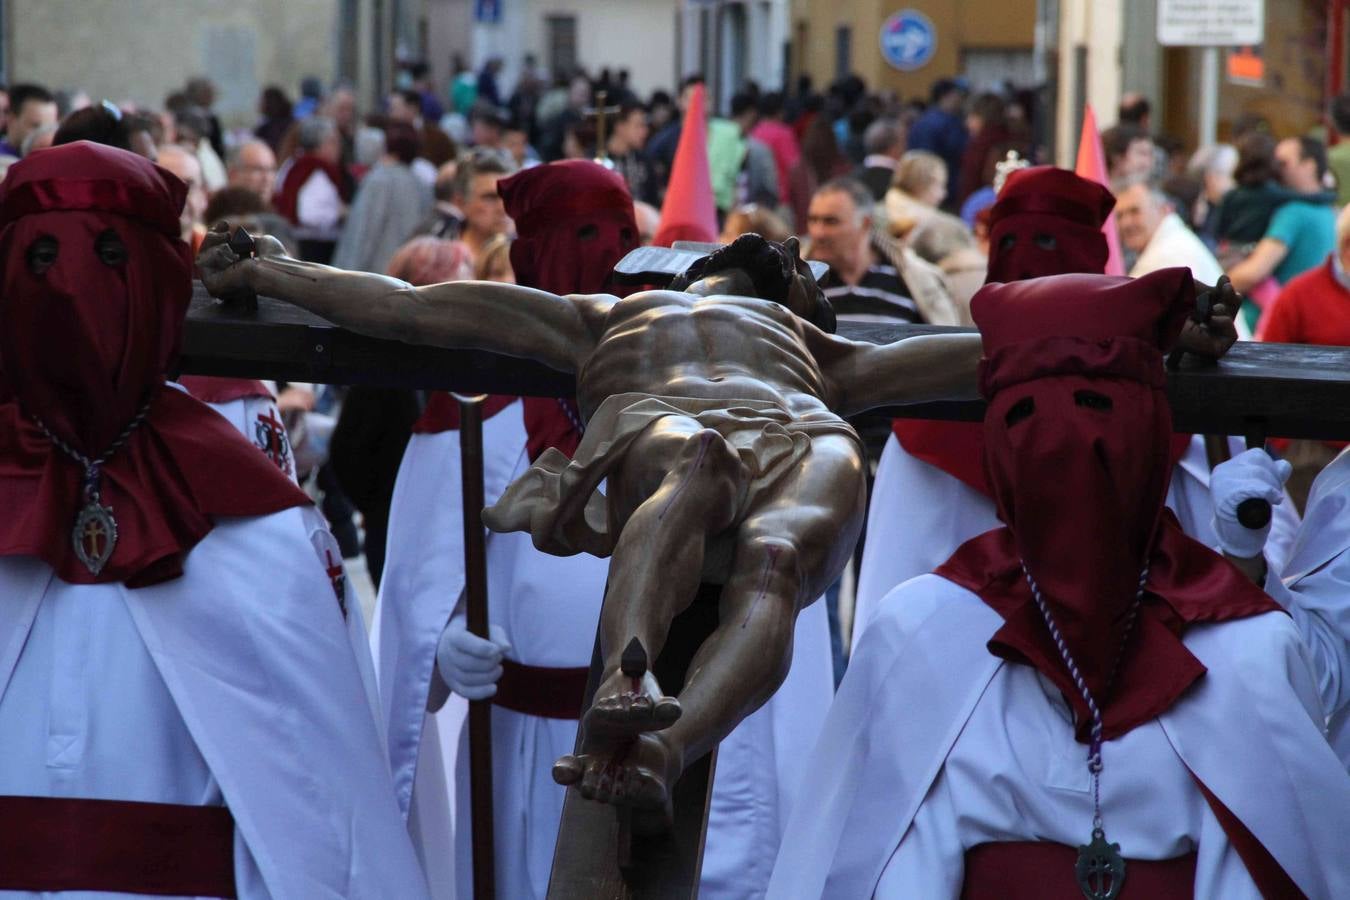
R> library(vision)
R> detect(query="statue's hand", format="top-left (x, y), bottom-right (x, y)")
top-left (1177, 276), bottom-right (1240, 359)
top-left (197, 223), bottom-right (288, 300)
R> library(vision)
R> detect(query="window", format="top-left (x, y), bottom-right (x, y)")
top-left (546, 14), bottom-right (578, 79)
top-left (835, 25), bottom-right (852, 79)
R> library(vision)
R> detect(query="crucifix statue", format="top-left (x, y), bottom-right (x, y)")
top-left (200, 230), bottom-right (982, 829)
top-left (198, 229), bottom-right (1234, 842)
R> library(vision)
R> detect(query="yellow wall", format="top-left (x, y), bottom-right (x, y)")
top-left (794, 0), bottom-right (1037, 96)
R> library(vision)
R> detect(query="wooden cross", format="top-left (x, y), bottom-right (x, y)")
top-left (583, 90), bottom-right (623, 166)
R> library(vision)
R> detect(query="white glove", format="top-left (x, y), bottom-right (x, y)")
top-left (1210, 448), bottom-right (1292, 559)
top-left (436, 614), bottom-right (512, 701)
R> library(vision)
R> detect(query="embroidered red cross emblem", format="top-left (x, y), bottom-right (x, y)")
top-left (325, 549), bottom-right (348, 618)
top-left (253, 408), bottom-right (294, 477)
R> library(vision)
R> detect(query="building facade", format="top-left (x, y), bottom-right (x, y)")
top-left (426, 0), bottom-right (682, 103)
top-left (423, 0), bottom-right (793, 115)
top-left (1057, 0), bottom-right (1337, 166)
top-left (2, 0), bottom-right (350, 128)
top-left (786, 0), bottom-right (1342, 167)
top-left (788, 0), bottom-right (1039, 98)
top-left (678, 0), bottom-right (792, 113)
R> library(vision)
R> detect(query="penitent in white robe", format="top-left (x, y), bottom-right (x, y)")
top-left (1258, 447), bottom-right (1350, 766)
top-left (768, 574), bottom-right (1350, 899)
top-left (0, 506), bottom-right (429, 900)
top-left (375, 399), bottom-right (834, 900)
top-left (853, 432), bottom-right (1301, 649)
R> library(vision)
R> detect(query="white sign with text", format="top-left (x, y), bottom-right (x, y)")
top-left (1157, 0), bottom-right (1264, 47)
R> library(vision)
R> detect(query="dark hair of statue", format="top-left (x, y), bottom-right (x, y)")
top-left (668, 233), bottom-right (836, 334)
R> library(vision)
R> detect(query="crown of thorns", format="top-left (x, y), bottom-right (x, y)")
top-left (670, 234), bottom-right (792, 297)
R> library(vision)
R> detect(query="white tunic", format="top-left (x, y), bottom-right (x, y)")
top-left (769, 575), bottom-right (1350, 899)
top-left (376, 400), bottom-right (834, 900)
top-left (874, 666), bottom-right (1256, 897)
top-left (0, 565), bottom-right (271, 900)
top-left (853, 432), bottom-right (1301, 648)
top-left (1260, 447), bottom-right (1350, 765)
top-left (0, 506), bottom-right (428, 900)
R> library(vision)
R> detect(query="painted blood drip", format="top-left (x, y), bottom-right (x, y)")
top-left (742, 545), bottom-right (782, 628)
top-left (600, 735), bottom-right (637, 790)
top-left (658, 431), bottom-right (714, 520)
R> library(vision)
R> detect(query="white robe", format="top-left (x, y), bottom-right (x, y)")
top-left (1259, 447), bottom-right (1350, 765)
top-left (375, 399), bottom-right (834, 900)
top-left (0, 506), bottom-right (428, 899)
top-left (853, 432), bottom-right (1301, 649)
top-left (769, 574), bottom-right (1350, 899)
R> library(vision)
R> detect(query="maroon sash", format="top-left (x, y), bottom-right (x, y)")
top-left (0, 795), bottom-right (236, 897)
top-left (961, 841), bottom-right (1196, 899)
top-left (494, 659), bottom-right (590, 720)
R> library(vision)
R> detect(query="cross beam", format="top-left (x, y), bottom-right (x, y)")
top-left (183, 284), bottom-right (1350, 441)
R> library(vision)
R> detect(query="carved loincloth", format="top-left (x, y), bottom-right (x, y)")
top-left (482, 392), bottom-right (860, 558)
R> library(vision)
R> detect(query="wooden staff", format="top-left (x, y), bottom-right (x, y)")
top-left (454, 392), bottom-right (496, 900)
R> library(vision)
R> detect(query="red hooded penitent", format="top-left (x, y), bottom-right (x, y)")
top-left (0, 141), bottom-right (309, 587)
top-left (415, 160), bottom-right (637, 459)
top-left (935, 269), bottom-right (1279, 742)
top-left (894, 166), bottom-right (1136, 493)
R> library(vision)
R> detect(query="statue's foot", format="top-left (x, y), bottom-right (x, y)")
top-left (584, 667), bottom-right (681, 741)
top-left (553, 732), bottom-right (682, 833)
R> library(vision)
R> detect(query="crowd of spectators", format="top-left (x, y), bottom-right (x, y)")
top-left (6, 57), bottom-right (1350, 528)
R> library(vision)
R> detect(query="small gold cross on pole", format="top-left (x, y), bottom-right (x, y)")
top-left (583, 89), bottom-right (622, 167)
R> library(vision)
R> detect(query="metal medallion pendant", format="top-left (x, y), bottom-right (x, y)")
top-left (1076, 828), bottom-right (1126, 900)
top-left (72, 501), bottom-right (118, 576)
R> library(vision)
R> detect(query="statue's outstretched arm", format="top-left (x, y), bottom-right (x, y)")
top-left (198, 228), bottom-right (605, 373)
top-left (815, 330), bottom-right (984, 417)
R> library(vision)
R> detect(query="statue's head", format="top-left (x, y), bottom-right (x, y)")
top-left (670, 233), bottom-right (837, 333)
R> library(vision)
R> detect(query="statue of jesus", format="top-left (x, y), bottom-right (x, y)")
top-left (199, 228), bottom-right (1235, 830)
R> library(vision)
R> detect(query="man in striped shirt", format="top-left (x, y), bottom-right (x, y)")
top-left (806, 176), bottom-right (922, 324)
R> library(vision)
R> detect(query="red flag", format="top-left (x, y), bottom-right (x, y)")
top-left (1074, 105), bottom-right (1125, 276)
top-left (654, 84), bottom-right (719, 246)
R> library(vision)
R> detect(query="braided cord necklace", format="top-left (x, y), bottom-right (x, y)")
top-left (31, 399), bottom-right (154, 576)
top-left (1020, 562), bottom-right (1149, 900)
top-left (557, 397), bottom-right (586, 436)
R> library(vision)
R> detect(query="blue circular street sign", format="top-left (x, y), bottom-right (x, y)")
top-left (880, 10), bottom-right (937, 72)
